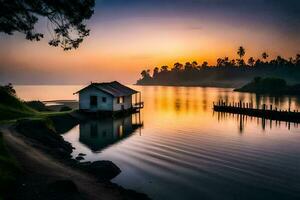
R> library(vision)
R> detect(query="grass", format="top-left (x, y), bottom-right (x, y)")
top-left (0, 88), bottom-right (73, 123)
top-left (0, 132), bottom-right (21, 199)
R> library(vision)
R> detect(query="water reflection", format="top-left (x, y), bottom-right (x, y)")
top-left (79, 113), bottom-right (143, 152)
top-left (215, 111), bottom-right (300, 133)
top-left (78, 113), bottom-right (143, 152)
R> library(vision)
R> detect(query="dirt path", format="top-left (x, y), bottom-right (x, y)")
top-left (1, 127), bottom-right (147, 200)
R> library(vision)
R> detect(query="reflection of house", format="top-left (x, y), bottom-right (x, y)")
top-left (74, 81), bottom-right (143, 112)
top-left (79, 113), bottom-right (143, 152)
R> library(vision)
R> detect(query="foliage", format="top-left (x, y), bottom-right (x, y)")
top-left (234, 77), bottom-right (300, 94)
top-left (25, 101), bottom-right (50, 112)
top-left (137, 47), bottom-right (300, 87)
top-left (0, 0), bottom-right (95, 50)
top-left (0, 85), bottom-right (37, 120)
top-left (60, 106), bottom-right (72, 112)
top-left (0, 84), bottom-right (73, 122)
top-left (0, 83), bottom-right (16, 96)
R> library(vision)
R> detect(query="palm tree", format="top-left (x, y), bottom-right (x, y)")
top-left (173, 62), bottom-right (183, 71)
top-left (201, 61), bottom-right (208, 68)
top-left (160, 65), bottom-right (169, 72)
top-left (248, 57), bottom-right (255, 67)
top-left (141, 70), bottom-right (150, 79)
top-left (262, 52), bottom-right (269, 61)
top-left (192, 61), bottom-right (198, 69)
top-left (153, 67), bottom-right (159, 78)
top-left (237, 46), bottom-right (246, 60)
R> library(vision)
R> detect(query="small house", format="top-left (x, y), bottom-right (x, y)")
top-left (75, 81), bottom-right (143, 112)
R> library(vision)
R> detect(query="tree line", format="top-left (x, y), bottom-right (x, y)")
top-left (136, 46), bottom-right (300, 87)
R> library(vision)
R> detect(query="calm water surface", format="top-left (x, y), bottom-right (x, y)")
top-left (16, 85), bottom-right (300, 200)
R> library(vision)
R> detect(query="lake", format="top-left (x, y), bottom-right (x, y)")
top-left (16, 85), bottom-right (300, 200)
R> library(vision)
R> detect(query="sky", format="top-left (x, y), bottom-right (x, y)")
top-left (1, 0), bottom-right (300, 85)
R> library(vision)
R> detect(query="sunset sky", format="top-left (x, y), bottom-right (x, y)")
top-left (1, 0), bottom-right (300, 84)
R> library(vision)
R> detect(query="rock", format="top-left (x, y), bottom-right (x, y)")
top-left (78, 153), bottom-right (86, 156)
top-left (75, 156), bottom-right (84, 161)
top-left (48, 180), bottom-right (79, 194)
top-left (81, 160), bottom-right (121, 181)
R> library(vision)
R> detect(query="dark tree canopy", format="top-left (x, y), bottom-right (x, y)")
top-left (0, 0), bottom-right (95, 50)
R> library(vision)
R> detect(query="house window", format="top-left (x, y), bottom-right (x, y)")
top-left (117, 96), bottom-right (124, 104)
top-left (118, 125), bottom-right (123, 137)
top-left (90, 96), bottom-right (97, 107)
top-left (102, 97), bottom-right (107, 103)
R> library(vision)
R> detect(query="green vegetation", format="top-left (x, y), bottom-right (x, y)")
top-left (0, 84), bottom-right (73, 122)
top-left (137, 47), bottom-right (300, 87)
top-left (25, 101), bottom-right (50, 112)
top-left (0, 86), bottom-right (37, 121)
top-left (0, 132), bottom-right (21, 199)
top-left (234, 77), bottom-right (300, 94)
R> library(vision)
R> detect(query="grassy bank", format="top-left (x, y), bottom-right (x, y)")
top-left (0, 87), bottom-right (74, 123)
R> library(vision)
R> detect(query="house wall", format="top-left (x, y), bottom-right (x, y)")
top-left (113, 95), bottom-right (132, 111)
top-left (79, 88), bottom-right (113, 112)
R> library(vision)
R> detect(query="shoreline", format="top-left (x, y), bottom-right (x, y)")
top-left (0, 114), bottom-right (150, 200)
top-left (135, 83), bottom-right (236, 88)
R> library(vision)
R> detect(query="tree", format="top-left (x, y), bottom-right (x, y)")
top-left (0, 0), bottom-right (95, 50)
top-left (248, 57), bottom-right (255, 67)
top-left (262, 52), bottom-right (269, 61)
top-left (237, 46), bottom-right (246, 59)
top-left (184, 62), bottom-right (193, 71)
top-left (237, 46), bottom-right (246, 67)
top-left (173, 62), bottom-right (183, 72)
top-left (153, 67), bottom-right (159, 78)
top-left (141, 69), bottom-right (151, 79)
top-left (296, 54), bottom-right (300, 65)
top-left (201, 61), bottom-right (208, 68)
top-left (160, 65), bottom-right (169, 72)
top-left (0, 83), bottom-right (16, 96)
top-left (192, 61), bottom-right (198, 69)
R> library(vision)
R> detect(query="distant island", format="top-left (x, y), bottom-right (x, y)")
top-left (136, 47), bottom-right (300, 88)
top-left (234, 77), bottom-right (300, 95)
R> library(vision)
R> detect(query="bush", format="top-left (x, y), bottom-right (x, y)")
top-left (60, 106), bottom-right (72, 112)
top-left (25, 101), bottom-right (50, 112)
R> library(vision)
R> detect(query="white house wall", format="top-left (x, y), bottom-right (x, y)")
top-left (79, 88), bottom-right (113, 111)
top-left (113, 95), bottom-right (132, 111)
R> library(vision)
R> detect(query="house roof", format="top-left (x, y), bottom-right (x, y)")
top-left (75, 81), bottom-right (138, 97)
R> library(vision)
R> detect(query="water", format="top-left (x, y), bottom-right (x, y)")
top-left (16, 85), bottom-right (300, 200)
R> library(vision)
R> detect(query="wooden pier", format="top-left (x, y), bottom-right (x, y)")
top-left (213, 101), bottom-right (300, 123)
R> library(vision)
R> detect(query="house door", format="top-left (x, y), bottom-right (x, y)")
top-left (90, 96), bottom-right (97, 108)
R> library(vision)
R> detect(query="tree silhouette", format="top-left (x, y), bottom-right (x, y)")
top-left (0, 0), bottom-right (95, 50)
top-left (153, 67), bottom-right (159, 78)
top-left (160, 65), bottom-right (169, 72)
top-left (237, 46), bottom-right (246, 67)
top-left (262, 52), bottom-right (269, 61)
top-left (237, 46), bottom-right (246, 59)
top-left (248, 57), bottom-right (255, 67)
top-left (136, 51), bottom-right (300, 87)
top-left (173, 62), bottom-right (183, 71)
top-left (201, 61), bottom-right (208, 68)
